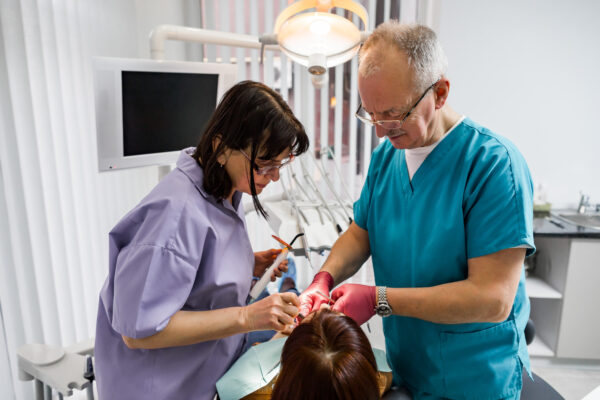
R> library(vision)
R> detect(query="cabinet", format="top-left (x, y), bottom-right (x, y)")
top-left (526, 237), bottom-right (600, 359)
top-left (556, 240), bottom-right (600, 358)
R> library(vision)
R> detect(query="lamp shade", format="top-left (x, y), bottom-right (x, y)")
top-left (277, 12), bottom-right (362, 73)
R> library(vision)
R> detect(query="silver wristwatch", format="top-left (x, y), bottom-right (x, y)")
top-left (375, 286), bottom-right (393, 317)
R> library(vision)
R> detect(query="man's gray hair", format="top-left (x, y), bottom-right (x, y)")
top-left (359, 21), bottom-right (448, 92)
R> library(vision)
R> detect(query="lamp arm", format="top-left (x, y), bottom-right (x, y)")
top-left (149, 24), bottom-right (278, 60)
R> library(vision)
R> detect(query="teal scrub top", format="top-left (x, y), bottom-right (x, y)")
top-left (216, 337), bottom-right (391, 400)
top-left (354, 118), bottom-right (535, 400)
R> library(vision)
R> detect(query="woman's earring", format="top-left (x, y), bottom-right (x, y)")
top-left (219, 163), bottom-right (224, 168)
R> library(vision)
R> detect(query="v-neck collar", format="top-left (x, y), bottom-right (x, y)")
top-left (397, 118), bottom-right (464, 197)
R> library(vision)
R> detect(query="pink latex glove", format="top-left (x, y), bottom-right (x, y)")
top-left (299, 271), bottom-right (334, 317)
top-left (331, 284), bottom-right (376, 326)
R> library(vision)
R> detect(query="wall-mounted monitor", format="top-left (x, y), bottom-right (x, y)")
top-left (93, 57), bottom-right (237, 171)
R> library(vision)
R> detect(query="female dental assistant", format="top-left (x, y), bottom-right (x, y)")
top-left (95, 81), bottom-right (308, 400)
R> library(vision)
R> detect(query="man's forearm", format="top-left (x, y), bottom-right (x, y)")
top-left (385, 248), bottom-right (525, 324)
top-left (321, 223), bottom-right (371, 285)
top-left (387, 280), bottom-right (510, 324)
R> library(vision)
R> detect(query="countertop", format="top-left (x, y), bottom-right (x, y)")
top-left (534, 216), bottom-right (600, 238)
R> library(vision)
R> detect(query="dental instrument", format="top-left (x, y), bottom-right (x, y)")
top-left (316, 290), bottom-right (334, 305)
top-left (249, 233), bottom-right (307, 301)
top-left (271, 233), bottom-right (304, 250)
top-left (249, 247), bottom-right (290, 301)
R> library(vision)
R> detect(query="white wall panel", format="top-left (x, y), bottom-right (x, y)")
top-left (248, 0), bottom-right (260, 81)
top-left (0, 305), bottom-right (15, 400)
top-left (262, 0), bottom-right (274, 87)
top-left (348, 56), bottom-right (359, 199)
top-left (436, 0), bottom-right (600, 208)
top-left (0, 162), bottom-right (31, 400)
top-left (234, 1), bottom-right (247, 81)
top-left (333, 64), bottom-right (343, 193)
top-left (218, 0), bottom-right (231, 63)
top-left (2, 0), bottom-right (58, 346)
top-left (401, 0), bottom-right (418, 23)
top-left (277, 0), bottom-right (289, 102)
top-left (319, 77), bottom-right (329, 154)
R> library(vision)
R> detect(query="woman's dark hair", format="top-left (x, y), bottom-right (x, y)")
top-left (193, 80), bottom-right (308, 218)
top-left (271, 309), bottom-right (380, 400)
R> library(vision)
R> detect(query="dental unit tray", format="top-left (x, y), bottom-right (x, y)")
top-left (18, 339), bottom-right (96, 399)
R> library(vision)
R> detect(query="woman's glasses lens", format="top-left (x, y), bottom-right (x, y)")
top-left (254, 156), bottom-right (293, 175)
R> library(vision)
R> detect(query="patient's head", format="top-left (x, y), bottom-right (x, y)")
top-left (271, 309), bottom-right (380, 400)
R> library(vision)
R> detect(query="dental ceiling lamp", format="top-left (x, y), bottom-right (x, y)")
top-left (149, 0), bottom-right (369, 88)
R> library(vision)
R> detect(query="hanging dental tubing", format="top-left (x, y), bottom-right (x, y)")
top-left (282, 167), bottom-right (314, 269)
top-left (311, 149), bottom-right (353, 224)
top-left (321, 146), bottom-right (353, 202)
top-left (298, 157), bottom-right (342, 234)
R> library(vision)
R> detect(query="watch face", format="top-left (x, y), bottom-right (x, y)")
top-left (376, 304), bottom-right (392, 317)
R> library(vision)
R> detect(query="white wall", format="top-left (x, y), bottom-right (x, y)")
top-left (436, 0), bottom-right (600, 209)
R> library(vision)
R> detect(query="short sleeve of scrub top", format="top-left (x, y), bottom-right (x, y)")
top-left (111, 242), bottom-right (198, 338)
top-left (461, 126), bottom-right (535, 258)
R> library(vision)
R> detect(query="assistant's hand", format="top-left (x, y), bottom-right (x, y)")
top-left (254, 249), bottom-right (288, 281)
top-left (331, 284), bottom-right (376, 326)
top-left (242, 292), bottom-right (300, 332)
top-left (299, 271), bottom-right (335, 317)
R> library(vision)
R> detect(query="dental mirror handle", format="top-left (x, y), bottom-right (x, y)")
top-left (249, 248), bottom-right (289, 300)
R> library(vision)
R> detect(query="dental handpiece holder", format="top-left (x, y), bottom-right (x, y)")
top-left (249, 248), bottom-right (289, 301)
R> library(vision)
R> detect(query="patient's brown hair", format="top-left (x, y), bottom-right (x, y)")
top-left (271, 309), bottom-right (380, 400)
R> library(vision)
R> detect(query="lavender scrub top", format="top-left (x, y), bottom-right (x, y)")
top-left (95, 148), bottom-right (254, 400)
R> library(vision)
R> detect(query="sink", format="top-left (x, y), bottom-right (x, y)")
top-left (553, 212), bottom-right (600, 230)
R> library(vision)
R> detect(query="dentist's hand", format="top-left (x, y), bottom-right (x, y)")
top-left (242, 292), bottom-right (299, 332)
top-left (299, 271), bottom-right (335, 316)
top-left (331, 284), bottom-right (376, 326)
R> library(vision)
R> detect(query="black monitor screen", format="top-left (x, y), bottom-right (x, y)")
top-left (121, 71), bottom-right (218, 156)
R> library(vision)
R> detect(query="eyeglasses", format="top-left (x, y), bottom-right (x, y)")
top-left (239, 149), bottom-right (294, 176)
top-left (355, 80), bottom-right (439, 130)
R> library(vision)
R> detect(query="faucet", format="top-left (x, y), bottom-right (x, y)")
top-left (578, 193), bottom-right (590, 214)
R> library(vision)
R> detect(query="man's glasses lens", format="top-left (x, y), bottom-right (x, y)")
top-left (356, 109), bottom-right (404, 130)
top-left (355, 80), bottom-right (438, 130)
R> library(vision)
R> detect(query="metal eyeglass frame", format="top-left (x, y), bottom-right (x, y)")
top-left (239, 149), bottom-right (294, 176)
top-left (355, 80), bottom-right (439, 130)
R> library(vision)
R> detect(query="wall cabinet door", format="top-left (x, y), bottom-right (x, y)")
top-left (557, 240), bottom-right (600, 359)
